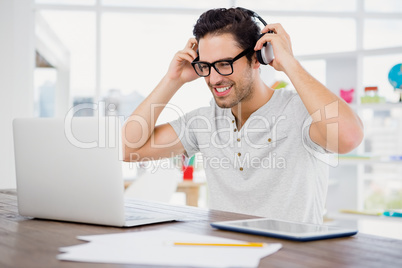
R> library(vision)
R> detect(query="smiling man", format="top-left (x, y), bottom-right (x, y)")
top-left (122, 7), bottom-right (364, 224)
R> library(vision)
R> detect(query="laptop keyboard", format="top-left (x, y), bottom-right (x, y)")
top-left (124, 200), bottom-right (166, 221)
top-left (124, 213), bottom-right (156, 221)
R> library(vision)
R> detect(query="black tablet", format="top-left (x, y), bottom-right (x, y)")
top-left (211, 218), bottom-right (358, 241)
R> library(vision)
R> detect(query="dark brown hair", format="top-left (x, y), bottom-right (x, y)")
top-left (193, 7), bottom-right (261, 62)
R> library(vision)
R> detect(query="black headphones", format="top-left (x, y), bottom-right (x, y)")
top-left (237, 7), bottom-right (274, 65)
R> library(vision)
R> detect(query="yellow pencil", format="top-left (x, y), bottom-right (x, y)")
top-left (173, 242), bottom-right (266, 247)
top-left (339, 209), bottom-right (382, 216)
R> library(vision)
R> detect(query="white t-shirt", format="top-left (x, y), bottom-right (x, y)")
top-left (169, 89), bottom-right (329, 224)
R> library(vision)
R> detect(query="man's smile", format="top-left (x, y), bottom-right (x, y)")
top-left (214, 85), bottom-right (232, 96)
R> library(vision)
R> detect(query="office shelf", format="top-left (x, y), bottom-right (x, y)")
top-left (349, 103), bottom-right (402, 111)
top-left (336, 157), bottom-right (402, 166)
top-left (297, 44), bottom-right (402, 214)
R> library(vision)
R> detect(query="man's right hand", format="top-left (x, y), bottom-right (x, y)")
top-left (166, 38), bottom-right (200, 85)
top-left (122, 39), bottom-right (199, 162)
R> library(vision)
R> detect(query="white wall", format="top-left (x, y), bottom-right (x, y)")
top-left (35, 12), bottom-right (71, 117)
top-left (0, 0), bottom-right (35, 189)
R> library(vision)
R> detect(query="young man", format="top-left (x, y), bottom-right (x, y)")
top-left (122, 8), bottom-right (363, 224)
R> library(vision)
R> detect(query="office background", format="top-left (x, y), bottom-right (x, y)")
top-left (1, 0), bottom-right (402, 216)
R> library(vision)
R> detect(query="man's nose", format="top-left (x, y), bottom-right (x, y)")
top-left (208, 67), bottom-right (224, 85)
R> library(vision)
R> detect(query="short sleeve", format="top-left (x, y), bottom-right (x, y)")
top-left (290, 95), bottom-right (331, 155)
top-left (168, 109), bottom-right (201, 158)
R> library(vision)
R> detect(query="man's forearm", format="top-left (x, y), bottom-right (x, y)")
top-left (283, 59), bottom-right (363, 153)
top-left (122, 75), bottom-right (183, 152)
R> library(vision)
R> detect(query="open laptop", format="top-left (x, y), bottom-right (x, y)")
top-left (12, 117), bottom-right (177, 227)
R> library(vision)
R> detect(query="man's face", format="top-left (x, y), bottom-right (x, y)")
top-left (198, 33), bottom-right (256, 109)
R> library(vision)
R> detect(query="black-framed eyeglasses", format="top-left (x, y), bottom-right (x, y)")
top-left (191, 48), bottom-right (253, 77)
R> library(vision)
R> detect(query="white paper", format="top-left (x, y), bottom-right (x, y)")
top-left (58, 230), bottom-right (282, 268)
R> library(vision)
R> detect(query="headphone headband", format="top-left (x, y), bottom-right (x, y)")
top-left (236, 7), bottom-right (267, 26)
top-left (236, 7), bottom-right (273, 65)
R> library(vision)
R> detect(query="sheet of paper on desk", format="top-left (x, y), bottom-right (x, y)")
top-left (58, 230), bottom-right (282, 268)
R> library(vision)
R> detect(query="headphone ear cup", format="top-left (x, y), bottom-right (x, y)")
top-left (256, 47), bottom-right (267, 65)
top-left (256, 33), bottom-right (268, 65)
top-left (256, 33), bottom-right (274, 65)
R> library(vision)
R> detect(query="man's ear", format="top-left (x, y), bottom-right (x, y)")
top-left (252, 53), bottom-right (261, 70)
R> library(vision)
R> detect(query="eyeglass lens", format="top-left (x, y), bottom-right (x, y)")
top-left (194, 61), bottom-right (233, 77)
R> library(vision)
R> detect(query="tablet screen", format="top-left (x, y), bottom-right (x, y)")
top-left (211, 218), bottom-right (358, 241)
top-left (229, 219), bottom-right (330, 234)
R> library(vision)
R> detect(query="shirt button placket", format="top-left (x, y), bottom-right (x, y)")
top-left (233, 119), bottom-right (243, 172)
top-left (237, 151), bottom-right (243, 171)
top-left (233, 119), bottom-right (241, 143)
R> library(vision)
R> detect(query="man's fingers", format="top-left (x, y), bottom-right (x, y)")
top-left (255, 23), bottom-right (292, 51)
top-left (254, 33), bottom-right (274, 51)
top-left (179, 47), bottom-right (198, 62)
top-left (176, 50), bottom-right (196, 64)
top-left (181, 38), bottom-right (198, 60)
top-left (261, 23), bottom-right (285, 35)
top-left (185, 37), bottom-right (198, 50)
